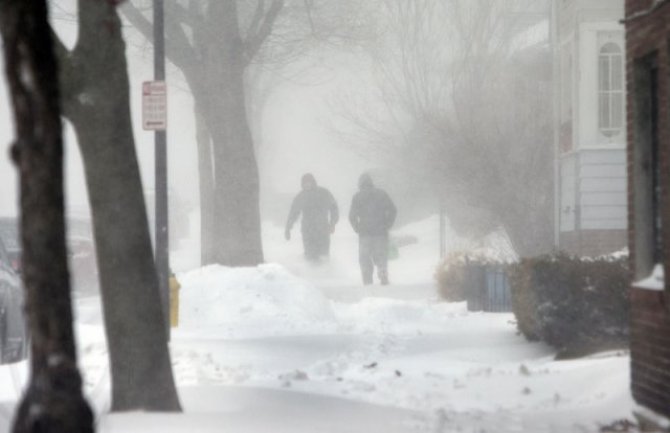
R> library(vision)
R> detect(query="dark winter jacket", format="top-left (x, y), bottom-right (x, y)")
top-left (286, 186), bottom-right (339, 235)
top-left (349, 175), bottom-right (397, 237)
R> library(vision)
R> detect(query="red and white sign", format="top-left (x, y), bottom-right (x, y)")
top-left (142, 81), bottom-right (167, 130)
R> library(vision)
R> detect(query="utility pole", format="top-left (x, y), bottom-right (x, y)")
top-left (154, 0), bottom-right (169, 337)
top-left (439, 195), bottom-right (446, 259)
top-left (550, 0), bottom-right (561, 250)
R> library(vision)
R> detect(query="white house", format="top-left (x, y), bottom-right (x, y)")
top-left (553, 0), bottom-right (627, 256)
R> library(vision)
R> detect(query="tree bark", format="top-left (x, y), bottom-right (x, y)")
top-left (0, 1), bottom-right (94, 432)
top-left (57, 0), bottom-right (181, 412)
top-left (212, 1), bottom-right (263, 266)
top-left (123, 0), bottom-right (272, 266)
top-left (195, 106), bottom-right (216, 265)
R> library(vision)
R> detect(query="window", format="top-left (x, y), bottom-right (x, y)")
top-left (598, 41), bottom-right (624, 139)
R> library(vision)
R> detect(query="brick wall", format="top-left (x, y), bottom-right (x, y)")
top-left (631, 289), bottom-right (670, 416)
top-left (625, 0), bottom-right (670, 420)
top-left (626, 0), bottom-right (654, 17)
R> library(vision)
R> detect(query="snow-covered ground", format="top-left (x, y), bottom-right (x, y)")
top-left (0, 216), bottom-right (636, 432)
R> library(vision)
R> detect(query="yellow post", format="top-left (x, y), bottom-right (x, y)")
top-left (169, 272), bottom-right (180, 327)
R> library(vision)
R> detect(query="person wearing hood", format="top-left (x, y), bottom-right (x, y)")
top-left (285, 173), bottom-right (339, 261)
top-left (349, 173), bottom-right (397, 285)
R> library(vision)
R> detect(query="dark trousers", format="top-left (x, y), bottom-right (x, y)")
top-left (358, 235), bottom-right (389, 284)
top-left (302, 230), bottom-right (330, 261)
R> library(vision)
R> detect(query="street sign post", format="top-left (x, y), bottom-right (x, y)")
top-left (142, 80), bottom-right (167, 131)
top-left (151, 0), bottom-right (170, 338)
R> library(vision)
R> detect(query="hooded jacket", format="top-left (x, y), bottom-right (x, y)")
top-left (286, 175), bottom-right (339, 235)
top-left (349, 174), bottom-right (397, 236)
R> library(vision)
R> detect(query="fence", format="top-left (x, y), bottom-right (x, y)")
top-left (465, 264), bottom-right (513, 313)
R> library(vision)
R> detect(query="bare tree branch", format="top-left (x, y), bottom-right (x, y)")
top-left (335, 0), bottom-right (553, 255)
top-left (119, 2), bottom-right (153, 42)
top-left (243, 0), bottom-right (284, 65)
top-left (246, 0), bottom-right (266, 41)
top-left (165, 1), bottom-right (195, 25)
top-left (121, 1), bottom-right (200, 73)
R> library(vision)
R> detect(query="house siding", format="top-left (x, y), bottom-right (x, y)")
top-left (624, 0), bottom-right (670, 422)
top-left (559, 149), bottom-right (628, 255)
top-left (555, 0), bottom-right (628, 257)
top-left (580, 149), bottom-right (628, 231)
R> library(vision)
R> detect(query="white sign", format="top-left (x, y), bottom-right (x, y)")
top-left (142, 81), bottom-right (167, 130)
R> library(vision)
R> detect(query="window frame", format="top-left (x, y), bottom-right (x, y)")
top-left (597, 37), bottom-right (625, 142)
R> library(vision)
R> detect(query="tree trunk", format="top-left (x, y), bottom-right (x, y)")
top-left (500, 194), bottom-right (553, 259)
top-left (195, 106), bottom-right (216, 265)
top-left (123, 0), bottom-right (266, 267)
top-left (207, 69), bottom-right (264, 266)
top-left (177, 1), bottom-right (264, 267)
top-left (60, 1), bottom-right (181, 411)
top-left (0, 2), bottom-right (93, 432)
top-left (208, 1), bottom-right (263, 266)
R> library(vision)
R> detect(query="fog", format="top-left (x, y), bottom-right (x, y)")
top-left (0, 1), bottom-right (637, 432)
top-left (0, 0), bottom-right (552, 249)
top-left (0, 2), bottom-right (200, 219)
top-left (0, 3), bottom-right (374, 234)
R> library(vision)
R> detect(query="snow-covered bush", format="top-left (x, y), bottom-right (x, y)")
top-left (177, 264), bottom-right (337, 338)
top-left (508, 260), bottom-right (540, 342)
top-left (509, 254), bottom-right (630, 358)
top-left (435, 253), bottom-right (513, 312)
top-left (435, 253), bottom-right (471, 301)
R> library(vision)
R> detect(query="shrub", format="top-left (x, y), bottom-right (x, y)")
top-left (508, 259), bottom-right (540, 341)
top-left (435, 252), bottom-right (508, 305)
top-left (509, 253), bottom-right (630, 357)
top-left (435, 253), bottom-right (472, 302)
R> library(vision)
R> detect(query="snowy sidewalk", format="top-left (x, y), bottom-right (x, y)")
top-left (0, 218), bottom-right (636, 432)
top-left (100, 386), bottom-right (423, 433)
top-left (0, 268), bottom-right (634, 433)
top-left (72, 263), bottom-right (633, 432)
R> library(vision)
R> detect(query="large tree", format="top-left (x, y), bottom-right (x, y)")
top-left (51, 0), bottom-right (181, 411)
top-left (337, 0), bottom-right (553, 257)
top-left (122, 0), bottom-right (370, 266)
top-left (0, 1), bottom-right (93, 432)
top-left (123, 1), bottom-right (284, 266)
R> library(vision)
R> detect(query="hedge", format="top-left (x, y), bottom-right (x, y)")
top-left (435, 253), bottom-right (479, 302)
top-left (508, 253), bottom-right (630, 357)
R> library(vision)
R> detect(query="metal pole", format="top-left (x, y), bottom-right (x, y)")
top-left (551, 0), bottom-right (561, 251)
top-left (154, 0), bottom-right (170, 337)
top-left (439, 195), bottom-right (446, 259)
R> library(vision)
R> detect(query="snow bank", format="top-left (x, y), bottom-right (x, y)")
top-left (175, 262), bottom-right (485, 339)
top-left (633, 263), bottom-right (665, 291)
top-left (333, 298), bottom-right (466, 335)
top-left (175, 261), bottom-right (489, 339)
top-left (176, 264), bottom-right (338, 338)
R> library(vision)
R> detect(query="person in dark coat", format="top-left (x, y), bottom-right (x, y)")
top-left (349, 173), bottom-right (397, 285)
top-left (285, 173), bottom-right (339, 261)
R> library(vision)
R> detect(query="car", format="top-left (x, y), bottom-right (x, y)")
top-left (0, 216), bottom-right (98, 294)
top-left (0, 235), bottom-right (28, 364)
top-left (0, 217), bottom-right (21, 273)
top-left (66, 218), bottom-right (99, 294)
